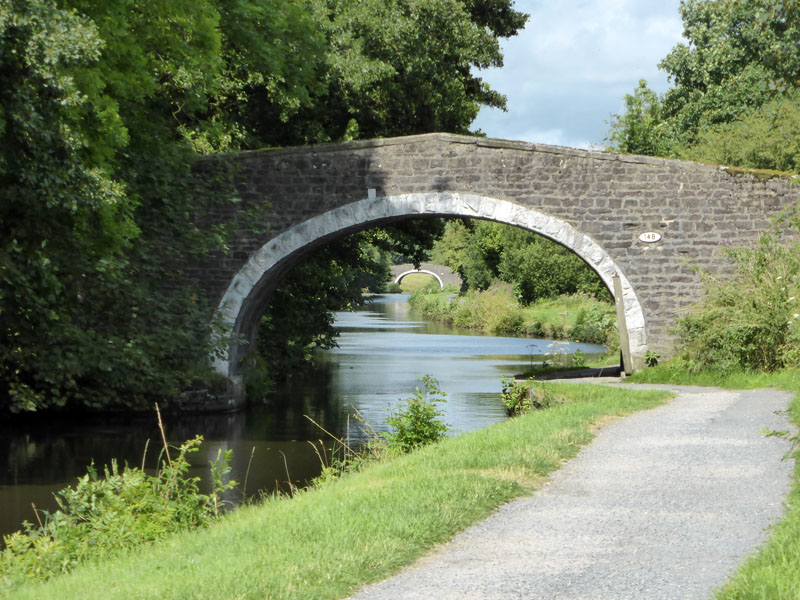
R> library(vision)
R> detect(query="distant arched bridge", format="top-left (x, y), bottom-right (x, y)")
top-left (186, 133), bottom-right (799, 405)
top-left (390, 263), bottom-right (462, 289)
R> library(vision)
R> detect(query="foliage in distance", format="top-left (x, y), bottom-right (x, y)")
top-left (431, 220), bottom-right (611, 304)
top-left (409, 285), bottom-right (617, 347)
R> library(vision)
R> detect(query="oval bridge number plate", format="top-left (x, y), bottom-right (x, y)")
top-left (639, 231), bottom-right (662, 243)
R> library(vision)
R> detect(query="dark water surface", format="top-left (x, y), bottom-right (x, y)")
top-left (0, 294), bottom-right (603, 540)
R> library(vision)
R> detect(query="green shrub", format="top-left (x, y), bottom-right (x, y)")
top-left (681, 94), bottom-right (800, 173)
top-left (500, 377), bottom-right (531, 415)
top-left (309, 378), bottom-right (452, 487)
top-left (568, 305), bottom-right (617, 345)
top-left (500, 377), bottom-right (563, 416)
top-left (0, 434), bottom-right (235, 592)
top-left (383, 282), bottom-right (403, 293)
top-left (571, 349), bottom-right (587, 368)
top-left (525, 320), bottom-right (545, 337)
top-left (482, 286), bottom-right (525, 335)
top-left (422, 283), bottom-right (524, 335)
top-left (644, 351), bottom-right (660, 367)
top-left (383, 376), bottom-right (449, 453)
top-left (409, 288), bottom-right (457, 326)
top-left (678, 229), bottom-right (800, 372)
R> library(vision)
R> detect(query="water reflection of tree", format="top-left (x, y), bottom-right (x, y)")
top-left (254, 360), bottom-right (352, 441)
top-left (0, 359), bottom-right (352, 487)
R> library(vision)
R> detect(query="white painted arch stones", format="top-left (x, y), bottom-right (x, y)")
top-left (213, 193), bottom-right (646, 379)
top-left (393, 269), bottom-right (444, 289)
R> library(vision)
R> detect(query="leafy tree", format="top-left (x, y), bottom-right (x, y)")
top-left (461, 0), bottom-right (528, 37)
top-left (606, 80), bottom-right (672, 156)
top-left (369, 219), bottom-right (446, 268)
top-left (1, 0), bottom-right (251, 412)
top-left (748, 0), bottom-right (800, 89)
top-left (682, 92), bottom-right (800, 172)
top-left (497, 228), bottom-right (609, 304)
top-left (0, 0), bottom-right (530, 410)
top-left (607, 0), bottom-right (800, 163)
top-left (431, 220), bottom-right (503, 290)
top-left (211, 0), bottom-right (329, 149)
top-left (658, 0), bottom-right (777, 143)
top-left (0, 0), bottom-right (138, 411)
top-left (269, 0), bottom-right (528, 144)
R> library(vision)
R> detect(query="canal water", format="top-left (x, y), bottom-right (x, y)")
top-left (0, 294), bottom-right (604, 541)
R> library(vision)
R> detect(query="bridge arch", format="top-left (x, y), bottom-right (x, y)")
top-left (214, 192), bottom-right (646, 383)
top-left (393, 269), bottom-right (444, 289)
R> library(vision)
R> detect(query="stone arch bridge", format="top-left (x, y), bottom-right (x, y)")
top-left (390, 263), bottom-right (462, 289)
top-left (189, 133), bottom-right (798, 403)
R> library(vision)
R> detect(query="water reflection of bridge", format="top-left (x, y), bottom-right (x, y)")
top-left (389, 263), bottom-right (462, 289)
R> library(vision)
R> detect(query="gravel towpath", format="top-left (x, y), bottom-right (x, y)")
top-left (345, 385), bottom-right (795, 600)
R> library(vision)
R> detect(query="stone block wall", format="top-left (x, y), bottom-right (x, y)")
top-left (187, 133), bottom-right (800, 379)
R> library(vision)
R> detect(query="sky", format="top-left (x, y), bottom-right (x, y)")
top-left (471, 0), bottom-right (685, 149)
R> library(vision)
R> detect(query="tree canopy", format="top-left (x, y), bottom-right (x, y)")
top-left (607, 0), bottom-right (800, 173)
top-left (0, 0), bottom-right (527, 411)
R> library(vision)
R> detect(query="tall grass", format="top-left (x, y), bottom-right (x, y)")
top-left (0, 408), bottom-right (236, 592)
top-left (4, 384), bottom-right (670, 600)
top-left (409, 285), bottom-right (616, 345)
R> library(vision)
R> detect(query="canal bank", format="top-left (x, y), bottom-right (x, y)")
top-left (2, 383), bottom-right (674, 597)
top-left (0, 294), bottom-right (603, 542)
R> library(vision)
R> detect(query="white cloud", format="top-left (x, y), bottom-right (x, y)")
top-left (471, 0), bottom-right (684, 147)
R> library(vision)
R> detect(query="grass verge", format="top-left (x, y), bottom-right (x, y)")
top-left (4, 384), bottom-right (670, 600)
top-left (627, 362), bottom-right (800, 395)
top-left (409, 286), bottom-right (616, 346)
top-left (629, 362), bottom-right (800, 599)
